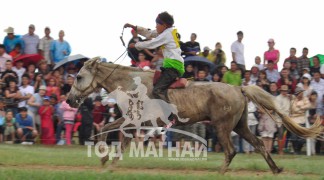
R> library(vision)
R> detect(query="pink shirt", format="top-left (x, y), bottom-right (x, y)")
top-left (264, 49), bottom-right (279, 69)
top-left (60, 100), bottom-right (78, 121)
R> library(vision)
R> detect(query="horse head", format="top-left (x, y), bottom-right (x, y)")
top-left (67, 57), bottom-right (102, 108)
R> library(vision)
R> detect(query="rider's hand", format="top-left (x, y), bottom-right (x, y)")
top-left (124, 23), bottom-right (135, 29)
top-left (129, 43), bottom-right (136, 49)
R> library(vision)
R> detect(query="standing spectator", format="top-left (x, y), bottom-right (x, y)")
top-left (265, 61), bottom-right (280, 83)
top-left (3, 27), bottom-right (23, 53)
top-left (277, 68), bottom-right (297, 94)
top-left (38, 96), bottom-right (55, 145)
top-left (211, 42), bottom-right (226, 65)
top-left (12, 60), bottom-right (26, 86)
top-left (256, 70), bottom-right (270, 92)
top-left (199, 46), bottom-right (214, 62)
top-left (104, 98), bottom-right (123, 144)
top-left (27, 85), bottom-right (46, 130)
top-left (127, 28), bottom-right (143, 66)
top-left (308, 91), bottom-right (319, 155)
top-left (50, 30), bottom-right (71, 64)
top-left (3, 110), bottom-right (15, 142)
top-left (26, 64), bottom-right (36, 85)
top-left (18, 74), bottom-right (34, 108)
top-left (0, 44), bottom-right (12, 73)
top-left (37, 60), bottom-right (51, 81)
top-left (39, 27), bottom-right (54, 66)
top-left (45, 78), bottom-right (60, 101)
top-left (275, 85), bottom-right (291, 155)
top-left (60, 94), bottom-right (78, 145)
top-left (297, 47), bottom-right (310, 76)
top-left (243, 101), bottom-right (258, 154)
top-left (231, 31), bottom-right (245, 71)
top-left (55, 94), bottom-right (65, 144)
top-left (290, 87), bottom-right (311, 154)
top-left (310, 56), bottom-right (321, 76)
top-left (78, 97), bottom-right (93, 145)
top-left (296, 73), bottom-right (313, 97)
top-left (310, 71), bottom-right (324, 110)
top-left (5, 80), bottom-right (21, 115)
top-left (258, 109), bottom-right (277, 154)
top-left (33, 73), bottom-right (45, 93)
top-left (264, 38), bottom-right (280, 70)
top-left (254, 56), bottom-right (265, 70)
top-left (61, 74), bottom-right (74, 95)
top-left (284, 47), bottom-right (298, 64)
top-left (21, 24), bottom-right (40, 55)
top-left (184, 33), bottom-right (200, 57)
top-left (0, 105), bottom-right (4, 143)
top-left (92, 96), bottom-right (106, 143)
top-left (289, 60), bottom-right (300, 80)
top-left (16, 107), bottom-right (38, 143)
top-left (222, 61), bottom-right (242, 86)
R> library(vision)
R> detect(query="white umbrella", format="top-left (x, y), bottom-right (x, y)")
top-left (53, 54), bottom-right (89, 70)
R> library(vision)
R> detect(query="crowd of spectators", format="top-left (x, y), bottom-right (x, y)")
top-left (1, 25), bottom-right (324, 156)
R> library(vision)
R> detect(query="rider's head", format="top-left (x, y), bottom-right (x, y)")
top-left (155, 11), bottom-right (174, 34)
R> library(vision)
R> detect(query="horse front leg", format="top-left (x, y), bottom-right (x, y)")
top-left (99, 117), bottom-right (125, 166)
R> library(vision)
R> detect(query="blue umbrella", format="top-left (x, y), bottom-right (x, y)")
top-left (53, 54), bottom-right (89, 70)
top-left (184, 56), bottom-right (215, 70)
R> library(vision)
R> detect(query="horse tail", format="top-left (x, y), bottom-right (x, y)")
top-left (241, 85), bottom-right (322, 139)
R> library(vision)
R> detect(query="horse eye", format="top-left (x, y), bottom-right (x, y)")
top-left (77, 75), bottom-right (82, 80)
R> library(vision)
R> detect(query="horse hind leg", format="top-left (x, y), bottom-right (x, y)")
top-left (214, 123), bottom-right (237, 174)
top-left (234, 113), bottom-right (283, 174)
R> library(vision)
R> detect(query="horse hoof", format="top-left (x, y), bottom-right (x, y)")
top-left (101, 156), bottom-right (109, 166)
top-left (273, 167), bottom-right (283, 174)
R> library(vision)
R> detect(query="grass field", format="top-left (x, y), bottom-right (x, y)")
top-left (0, 144), bottom-right (323, 180)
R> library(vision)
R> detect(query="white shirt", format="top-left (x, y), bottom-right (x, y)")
top-left (231, 40), bottom-right (245, 65)
top-left (135, 27), bottom-right (183, 63)
top-left (320, 64), bottom-right (324, 74)
top-left (12, 66), bottom-right (26, 86)
top-left (311, 79), bottom-right (324, 108)
top-left (18, 85), bottom-right (35, 107)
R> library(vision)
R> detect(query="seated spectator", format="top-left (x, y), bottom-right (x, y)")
top-left (50, 69), bottom-right (64, 88)
top-left (38, 96), bottom-right (55, 145)
top-left (1, 60), bottom-right (18, 88)
top-left (64, 63), bottom-right (77, 81)
top-left (18, 74), bottom-right (34, 108)
top-left (250, 65), bottom-right (259, 84)
top-left (199, 46), bottom-right (214, 62)
top-left (9, 43), bottom-right (22, 59)
top-left (310, 56), bottom-right (321, 76)
top-left (265, 61), bottom-right (280, 83)
top-left (296, 73), bottom-right (313, 97)
top-left (5, 80), bottom-right (21, 115)
top-left (127, 28), bottom-right (143, 66)
top-left (283, 61), bottom-right (291, 70)
top-left (254, 56), bottom-right (265, 70)
top-left (3, 27), bottom-right (23, 54)
top-left (12, 60), bottom-right (26, 86)
top-left (242, 70), bottom-right (255, 86)
top-left (256, 70), bottom-right (270, 92)
top-left (16, 107), bottom-right (38, 143)
top-left (310, 71), bottom-right (324, 110)
top-left (151, 47), bottom-right (164, 70)
top-left (33, 73), bottom-right (46, 93)
top-left (277, 68), bottom-right (297, 94)
top-left (137, 52), bottom-right (151, 69)
top-left (211, 42), bottom-right (226, 65)
top-left (222, 61), bottom-right (242, 86)
top-left (184, 33), bottom-right (200, 57)
top-left (182, 64), bottom-right (195, 80)
top-left (37, 60), bottom-right (51, 81)
top-left (302, 67), bottom-right (310, 76)
top-left (211, 72), bottom-right (221, 82)
top-left (269, 82), bottom-right (279, 96)
top-left (0, 44), bottom-right (13, 73)
top-left (219, 65), bottom-right (229, 77)
top-left (195, 69), bottom-right (209, 82)
top-left (26, 64), bottom-right (36, 85)
top-left (45, 78), bottom-right (60, 101)
top-left (3, 110), bottom-right (15, 142)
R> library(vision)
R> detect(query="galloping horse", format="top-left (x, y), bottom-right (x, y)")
top-left (67, 57), bottom-right (322, 174)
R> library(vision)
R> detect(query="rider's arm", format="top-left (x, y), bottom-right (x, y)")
top-left (136, 26), bottom-right (159, 39)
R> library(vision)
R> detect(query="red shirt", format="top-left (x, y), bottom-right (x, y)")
top-left (93, 105), bottom-right (106, 124)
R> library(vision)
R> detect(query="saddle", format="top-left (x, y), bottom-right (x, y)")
top-left (153, 71), bottom-right (187, 89)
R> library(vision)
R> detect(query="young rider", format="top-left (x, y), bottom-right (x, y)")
top-left (124, 11), bottom-right (184, 128)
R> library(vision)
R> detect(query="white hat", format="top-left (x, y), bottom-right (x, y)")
top-left (4, 27), bottom-right (14, 33)
top-left (302, 73), bottom-right (312, 80)
top-left (203, 46), bottom-right (211, 51)
top-left (39, 85), bottom-right (47, 90)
